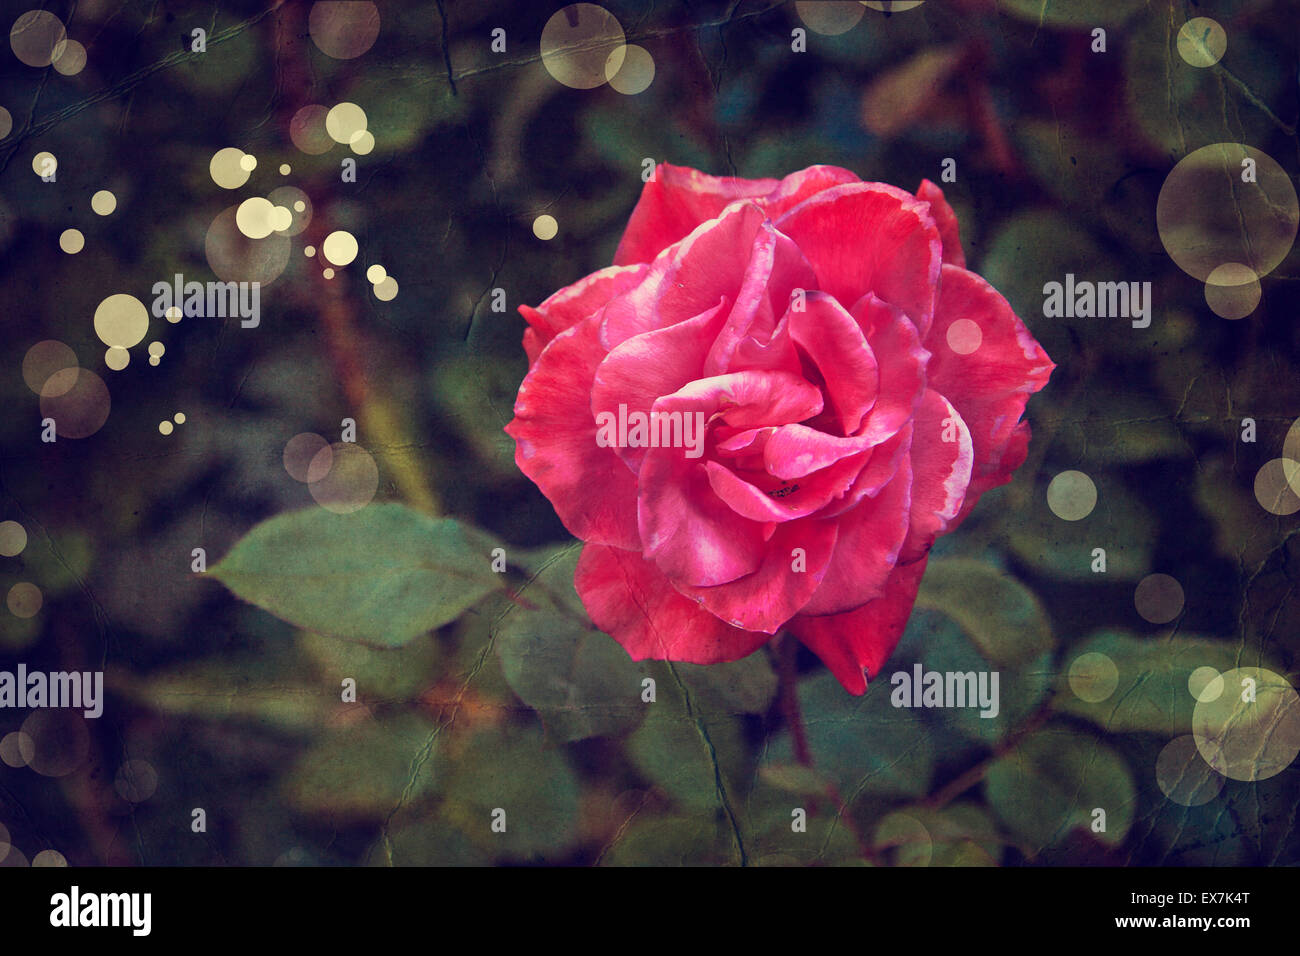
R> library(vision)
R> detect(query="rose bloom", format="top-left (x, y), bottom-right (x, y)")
top-left (506, 165), bottom-right (1053, 694)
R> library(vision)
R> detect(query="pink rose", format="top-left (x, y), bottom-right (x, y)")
top-left (506, 164), bottom-right (1053, 694)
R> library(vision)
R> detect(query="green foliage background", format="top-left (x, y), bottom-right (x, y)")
top-left (0, 0), bottom-right (1298, 865)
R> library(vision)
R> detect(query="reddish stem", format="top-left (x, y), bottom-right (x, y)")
top-left (778, 634), bottom-right (812, 767)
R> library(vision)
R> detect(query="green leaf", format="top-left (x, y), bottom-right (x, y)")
top-left (212, 504), bottom-right (501, 647)
top-left (1124, 12), bottom-right (1277, 155)
top-left (496, 544), bottom-right (647, 741)
top-left (1195, 454), bottom-right (1294, 568)
top-left (913, 558), bottom-right (1053, 666)
top-left (598, 812), bottom-right (735, 866)
top-left (984, 724), bottom-right (1135, 853)
top-left (367, 807), bottom-right (490, 866)
top-left (1004, 475), bottom-right (1155, 580)
top-left (430, 355), bottom-right (526, 481)
top-left (764, 671), bottom-right (934, 802)
top-left (627, 698), bottom-right (752, 813)
top-left (1040, 386), bottom-right (1192, 466)
top-left (743, 786), bottom-right (867, 867)
top-left (283, 713), bottom-right (440, 819)
top-left (665, 654), bottom-right (779, 719)
top-left (1053, 629), bottom-right (1262, 735)
top-left (437, 723), bottom-right (580, 862)
top-left (870, 804), bottom-right (1004, 867)
top-left (903, 608), bottom-right (1052, 746)
top-left (299, 629), bottom-right (441, 703)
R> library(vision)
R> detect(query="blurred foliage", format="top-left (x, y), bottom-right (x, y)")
top-left (1, 0), bottom-right (1298, 867)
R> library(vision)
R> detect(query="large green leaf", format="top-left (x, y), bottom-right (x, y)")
top-left (626, 656), bottom-right (774, 817)
top-left (496, 544), bottom-right (647, 742)
top-left (1053, 629), bottom-right (1262, 735)
top-left (913, 558), bottom-right (1053, 666)
top-left (437, 723), bottom-right (580, 862)
top-left (627, 687), bottom-right (753, 813)
top-left (283, 713), bottom-right (441, 819)
top-left (663, 654), bottom-right (779, 719)
top-left (212, 504), bottom-right (501, 646)
top-left (984, 724), bottom-right (1135, 853)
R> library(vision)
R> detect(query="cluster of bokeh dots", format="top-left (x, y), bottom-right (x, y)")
top-left (212, 135), bottom-right (389, 293)
top-left (1253, 417), bottom-right (1300, 516)
top-left (793, 1), bottom-right (925, 37)
top-left (289, 101), bottom-right (374, 156)
top-left (1157, 143), bottom-right (1298, 320)
top-left (1054, 424), bottom-right (1299, 806)
top-left (1, 520), bottom-right (42, 622)
top-left (365, 263), bottom-right (399, 301)
top-left (540, 4), bottom-right (655, 95)
top-left (158, 412), bottom-right (186, 436)
top-left (57, 190), bottom-right (117, 255)
top-left (282, 432), bottom-right (379, 514)
top-left (0, 722), bottom-right (160, 865)
top-left (22, 339), bottom-right (111, 439)
top-left (9, 9), bottom-right (87, 75)
top-left (1067, 654), bottom-right (1300, 805)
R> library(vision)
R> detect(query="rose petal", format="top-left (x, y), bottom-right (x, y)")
top-left (899, 390), bottom-right (973, 561)
top-left (601, 202), bottom-right (767, 348)
top-left (520, 263), bottom-right (649, 363)
top-left (763, 424), bottom-right (878, 480)
top-left (788, 291), bottom-right (879, 435)
top-left (819, 421), bottom-right (913, 518)
top-left (613, 164), bottom-right (860, 267)
top-left (637, 371), bottom-right (823, 586)
top-left (926, 264), bottom-right (1054, 514)
top-left (790, 556), bottom-right (929, 695)
top-left (777, 181), bottom-right (943, 336)
top-left (797, 452), bottom-right (913, 616)
top-left (676, 519), bottom-right (839, 633)
top-left (849, 292), bottom-right (931, 443)
top-left (704, 452), bottom-right (868, 522)
top-left (614, 165), bottom-right (780, 267)
top-left (704, 222), bottom-right (815, 377)
top-left (505, 315), bottom-right (640, 550)
top-left (759, 164), bottom-right (862, 219)
top-left (576, 543), bottom-right (771, 663)
top-left (916, 179), bottom-right (966, 268)
top-left (591, 298), bottom-right (730, 472)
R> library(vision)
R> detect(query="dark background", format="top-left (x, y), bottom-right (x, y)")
top-left (0, 0), bottom-right (1298, 866)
